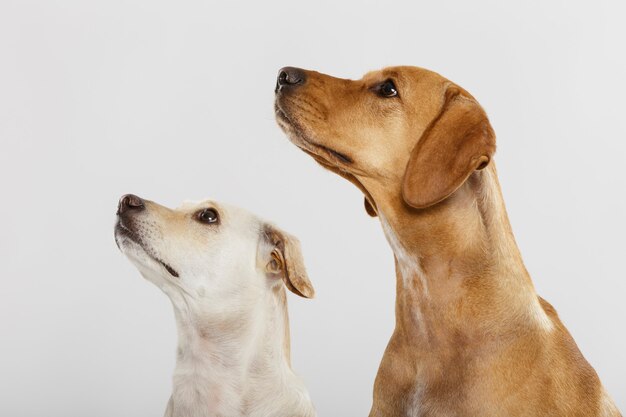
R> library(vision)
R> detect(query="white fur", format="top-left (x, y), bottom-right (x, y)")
top-left (115, 199), bottom-right (316, 417)
top-left (379, 214), bottom-right (427, 294)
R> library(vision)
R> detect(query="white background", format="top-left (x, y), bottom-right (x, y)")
top-left (1, 0), bottom-right (624, 416)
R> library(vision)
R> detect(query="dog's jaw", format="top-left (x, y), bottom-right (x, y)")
top-left (274, 103), bottom-right (379, 215)
top-left (274, 103), bottom-right (353, 167)
top-left (115, 222), bottom-right (180, 278)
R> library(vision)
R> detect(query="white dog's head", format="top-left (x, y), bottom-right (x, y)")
top-left (114, 194), bottom-right (314, 315)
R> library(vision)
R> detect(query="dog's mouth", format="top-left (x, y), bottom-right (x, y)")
top-left (274, 103), bottom-right (378, 215)
top-left (115, 221), bottom-right (180, 278)
top-left (274, 103), bottom-right (353, 166)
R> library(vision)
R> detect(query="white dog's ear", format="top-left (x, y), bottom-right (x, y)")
top-left (262, 225), bottom-right (315, 299)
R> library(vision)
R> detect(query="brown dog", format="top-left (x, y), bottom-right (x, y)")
top-left (274, 66), bottom-right (621, 417)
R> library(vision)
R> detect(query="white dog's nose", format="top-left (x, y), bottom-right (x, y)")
top-left (117, 194), bottom-right (144, 215)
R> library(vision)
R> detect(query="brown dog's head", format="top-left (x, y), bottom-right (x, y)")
top-left (274, 66), bottom-right (495, 215)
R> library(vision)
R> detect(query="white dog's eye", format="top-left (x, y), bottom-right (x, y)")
top-left (375, 79), bottom-right (398, 98)
top-left (197, 208), bottom-right (219, 224)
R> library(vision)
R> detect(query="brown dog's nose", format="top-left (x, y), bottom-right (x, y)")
top-left (276, 67), bottom-right (306, 92)
top-left (117, 194), bottom-right (144, 215)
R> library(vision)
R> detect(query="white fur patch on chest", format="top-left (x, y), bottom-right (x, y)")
top-left (379, 214), bottom-right (427, 294)
top-left (530, 298), bottom-right (554, 332)
top-left (405, 381), bottom-right (425, 417)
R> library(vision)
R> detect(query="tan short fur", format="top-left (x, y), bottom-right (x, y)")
top-left (275, 66), bottom-right (621, 417)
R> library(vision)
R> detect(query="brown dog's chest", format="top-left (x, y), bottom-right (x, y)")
top-left (371, 309), bottom-right (609, 417)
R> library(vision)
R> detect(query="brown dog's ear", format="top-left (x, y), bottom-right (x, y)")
top-left (402, 87), bottom-right (496, 209)
top-left (262, 225), bottom-right (315, 298)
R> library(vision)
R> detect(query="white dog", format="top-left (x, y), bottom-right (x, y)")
top-left (114, 194), bottom-right (316, 417)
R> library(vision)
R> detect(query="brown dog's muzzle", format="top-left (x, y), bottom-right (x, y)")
top-left (274, 67), bottom-right (379, 216)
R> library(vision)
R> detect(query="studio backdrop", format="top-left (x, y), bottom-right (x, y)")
top-left (0, 0), bottom-right (624, 416)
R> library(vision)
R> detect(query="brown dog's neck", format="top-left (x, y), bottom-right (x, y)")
top-left (370, 164), bottom-right (551, 344)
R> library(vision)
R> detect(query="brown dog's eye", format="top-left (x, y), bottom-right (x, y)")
top-left (197, 208), bottom-right (219, 224)
top-left (376, 80), bottom-right (398, 98)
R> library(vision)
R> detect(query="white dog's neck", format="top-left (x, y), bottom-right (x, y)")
top-left (163, 284), bottom-right (315, 417)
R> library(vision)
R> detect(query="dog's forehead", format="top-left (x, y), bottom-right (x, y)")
top-left (175, 199), bottom-right (262, 225)
top-left (362, 66), bottom-right (444, 85)
top-left (362, 68), bottom-right (402, 82)
top-left (176, 199), bottom-right (214, 211)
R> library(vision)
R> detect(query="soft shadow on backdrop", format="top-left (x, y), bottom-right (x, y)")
top-left (1, 1), bottom-right (624, 416)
